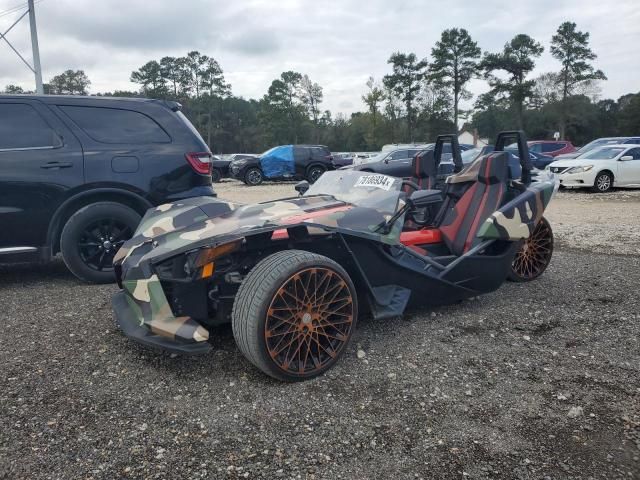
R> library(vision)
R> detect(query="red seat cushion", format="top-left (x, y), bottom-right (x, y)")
top-left (399, 228), bottom-right (442, 247)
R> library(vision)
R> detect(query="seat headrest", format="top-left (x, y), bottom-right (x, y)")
top-left (477, 152), bottom-right (509, 185)
top-left (412, 150), bottom-right (438, 179)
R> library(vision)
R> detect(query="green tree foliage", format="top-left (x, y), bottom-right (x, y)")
top-left (361, 77), bottom-right (385, 149)
top-left (259, 71), bottom-right (308, 144)
top-left (550, 22), bottom-right (607, 138)
top-left (618, 93), bottom-right (640, 135)
top-left (47, 69), bottom-right (91, 95)
top-left (429, 28), bottom-right (481, 130)
top-left (2, 84), bottom-right (27, 93)
top-left (481, 34), bottom-right (544, 129)
top-left (130, 61), bottom-right (167, 98)
top-left (299, 74), bottom-right (324, 142)
top-left (27, 23), bottom-right (634, 154)
top-left (383, 52), bottom-right (428, 141)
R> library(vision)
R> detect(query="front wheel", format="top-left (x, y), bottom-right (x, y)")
top-left (211, 168), bottom-right (222, 183)
top-left (508, 216), bottom-right (553, 282)
top-left (244, 167), bottom-right (263, 186)
top-left (592, 171), bottom-right (613, 193)
top-left (232, 250), bottom-right (358, 382)
top-left (60, 202), bottom-right (141, 284)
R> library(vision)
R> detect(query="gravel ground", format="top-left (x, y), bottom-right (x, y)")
top-left (1, 181), bottom-right (639, 479)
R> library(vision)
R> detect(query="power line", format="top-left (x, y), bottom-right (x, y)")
top-left (0, 0), bottom-right (45, 93)
top-left (0, 0), bottom-right (43, 19)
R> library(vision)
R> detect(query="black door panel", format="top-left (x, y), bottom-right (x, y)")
top-left (0, 100), bottom-right (83, 248)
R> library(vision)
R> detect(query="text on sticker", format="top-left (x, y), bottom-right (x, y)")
top-left (354, 174), bottom-right (395, 191)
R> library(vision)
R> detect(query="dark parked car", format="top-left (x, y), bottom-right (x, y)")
top-left (353, 143), bottom-right (473, 178)
top-left (527, 140), bottom-right (575, 157)
top-left (331, 153), bottom-right (354, 168)
top-left (0, 95), bottom-right (215, 283)
top-left (230, 145), bottom-right (333, 186)
top-left (211, 154), bottom-right (256, 182)
top-left (506, 149), bottom-right (555, 169)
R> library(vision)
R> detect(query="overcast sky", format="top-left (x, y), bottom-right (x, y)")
top-left (1, 0), bottom-right (638, 114)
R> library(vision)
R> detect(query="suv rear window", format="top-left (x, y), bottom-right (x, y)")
top-left (310, 147), bottom-right (330, 159)
top-left (0, 103), bottom-right (59, 150)
top-left (60, 106), bottom-right (170, 144)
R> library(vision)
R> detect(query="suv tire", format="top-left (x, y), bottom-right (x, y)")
top-left (60, 202), bottom-right (141, 284)
top-left (244, 167), bottom-right (264, 186)
top-left (307, 165), bottom-right (326, 184)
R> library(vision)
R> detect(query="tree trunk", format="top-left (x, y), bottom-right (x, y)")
top-left (559, 71), bottom-right (569, 140)
top-left (517, 100), bottom-right (524, 131)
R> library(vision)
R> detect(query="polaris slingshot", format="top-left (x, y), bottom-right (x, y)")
top-left (112, 131), bottom-right (557, 382)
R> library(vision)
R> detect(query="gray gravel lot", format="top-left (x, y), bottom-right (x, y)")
top-left (1, 182), bottom-right (639, 479)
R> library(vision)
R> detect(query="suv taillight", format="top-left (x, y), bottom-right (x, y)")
top-left (185, 152), bottom-right (212, 175)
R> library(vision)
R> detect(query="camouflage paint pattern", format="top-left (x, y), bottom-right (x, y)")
top-left (114, 187), bottom-right (404, 342)
top-left (477, 172), bottom-right (557, 241)
top-left (122, 274), bottom-right (209, 343)
top-left (114, 168), bottom-right (556, 345)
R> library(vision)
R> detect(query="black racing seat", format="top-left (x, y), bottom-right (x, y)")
top-left (410, 149), bottom-right (438, 190)
top-left (437, 151), bottom-right (510, 256)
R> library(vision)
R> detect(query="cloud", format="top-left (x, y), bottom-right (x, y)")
top-left (1, 0), bottom-right (637, 113)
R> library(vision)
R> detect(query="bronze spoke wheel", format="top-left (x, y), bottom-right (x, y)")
top-left (265, 268), bottom-right (354, 375)
top-left (232, 250), bottom-right (358, 382)
top-left (508, 216), bottom-right (554, 282)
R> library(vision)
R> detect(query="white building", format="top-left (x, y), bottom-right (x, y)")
top-left (458, 129), bottom-right (489, 147)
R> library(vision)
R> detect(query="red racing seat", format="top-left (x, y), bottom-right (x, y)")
top-left (437, 152), bottom-right (510, 255)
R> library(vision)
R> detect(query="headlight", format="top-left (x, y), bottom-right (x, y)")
top-left (155, 240), bottom-right (242, 281)
top-left (565, 165), bottom-right (594, 174)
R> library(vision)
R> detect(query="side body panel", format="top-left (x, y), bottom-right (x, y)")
top-left (0, 99), bottom-right (83, 249)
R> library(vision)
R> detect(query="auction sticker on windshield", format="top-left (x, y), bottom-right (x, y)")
top-left (354, 174), bottom-right (395, 191)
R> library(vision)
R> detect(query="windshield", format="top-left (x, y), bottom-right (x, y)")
top-left (461, 147), bottom-right (483, 164)
top-left (305, 170), bottom-right (403, 217)
top-left (581, 146), bottom-right (626, 160)
top-left (578, 138), bottom-right (623, 153)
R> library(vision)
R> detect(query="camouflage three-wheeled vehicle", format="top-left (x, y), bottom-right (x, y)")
top-left (113, 131), bottom-right (557, 381)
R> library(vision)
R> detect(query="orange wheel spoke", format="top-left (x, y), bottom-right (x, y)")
top-left (265, 267), bottom-right (354, 376)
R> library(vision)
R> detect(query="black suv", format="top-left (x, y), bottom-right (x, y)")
top-left (229, 145), bottom-right (333, 186)
top-left (0, 95), bottom-right (215, 283)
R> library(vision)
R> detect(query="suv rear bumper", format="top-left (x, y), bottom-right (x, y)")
top-left (112, 291), bottom-right (212, 355)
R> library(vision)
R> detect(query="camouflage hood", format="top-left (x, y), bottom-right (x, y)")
top-left (114, 194), bottom-right (396, 276)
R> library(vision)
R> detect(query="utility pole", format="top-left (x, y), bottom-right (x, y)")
top-left (28, 0), bottom-right (43, 94)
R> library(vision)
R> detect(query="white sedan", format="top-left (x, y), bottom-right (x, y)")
top-left (546, 144), bottom-right (640, 192)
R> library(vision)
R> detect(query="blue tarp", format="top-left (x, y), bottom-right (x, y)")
top-left (260, 145), bottom-right (294, 178)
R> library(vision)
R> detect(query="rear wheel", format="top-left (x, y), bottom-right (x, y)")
top-left (211, 168), bottom-right (222, 183)
top-left (592, 171), bottom-right (613, 193)
top-left (232, 250), bottom-right (358, 382)
top-left (306, 165), bottom-right (326, 184)
top-left (244, 167), bottom-right (263, 186)
top-left (508, 216), bottom-right (553, 282)
top-left (60, 202), bottom-right (141, 284)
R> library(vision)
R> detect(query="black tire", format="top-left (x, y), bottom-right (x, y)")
top-left (306, 165), bottom-right (326, 184)
top-left (211, 168), bottom-right (222, 183)
top-left (232, 250), bottom-right (358, 382)
top-left (243, 167), bottom-right (263, 186)
top-left (508, 216), bottom-right (554, 282)
top-left (60, 202), bottom-right (141, 284)
top-left (592, 171), bottom-right (613, 193)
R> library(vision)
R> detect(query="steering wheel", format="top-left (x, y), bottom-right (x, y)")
top-left (401, 180), bottom-right (420, 192)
